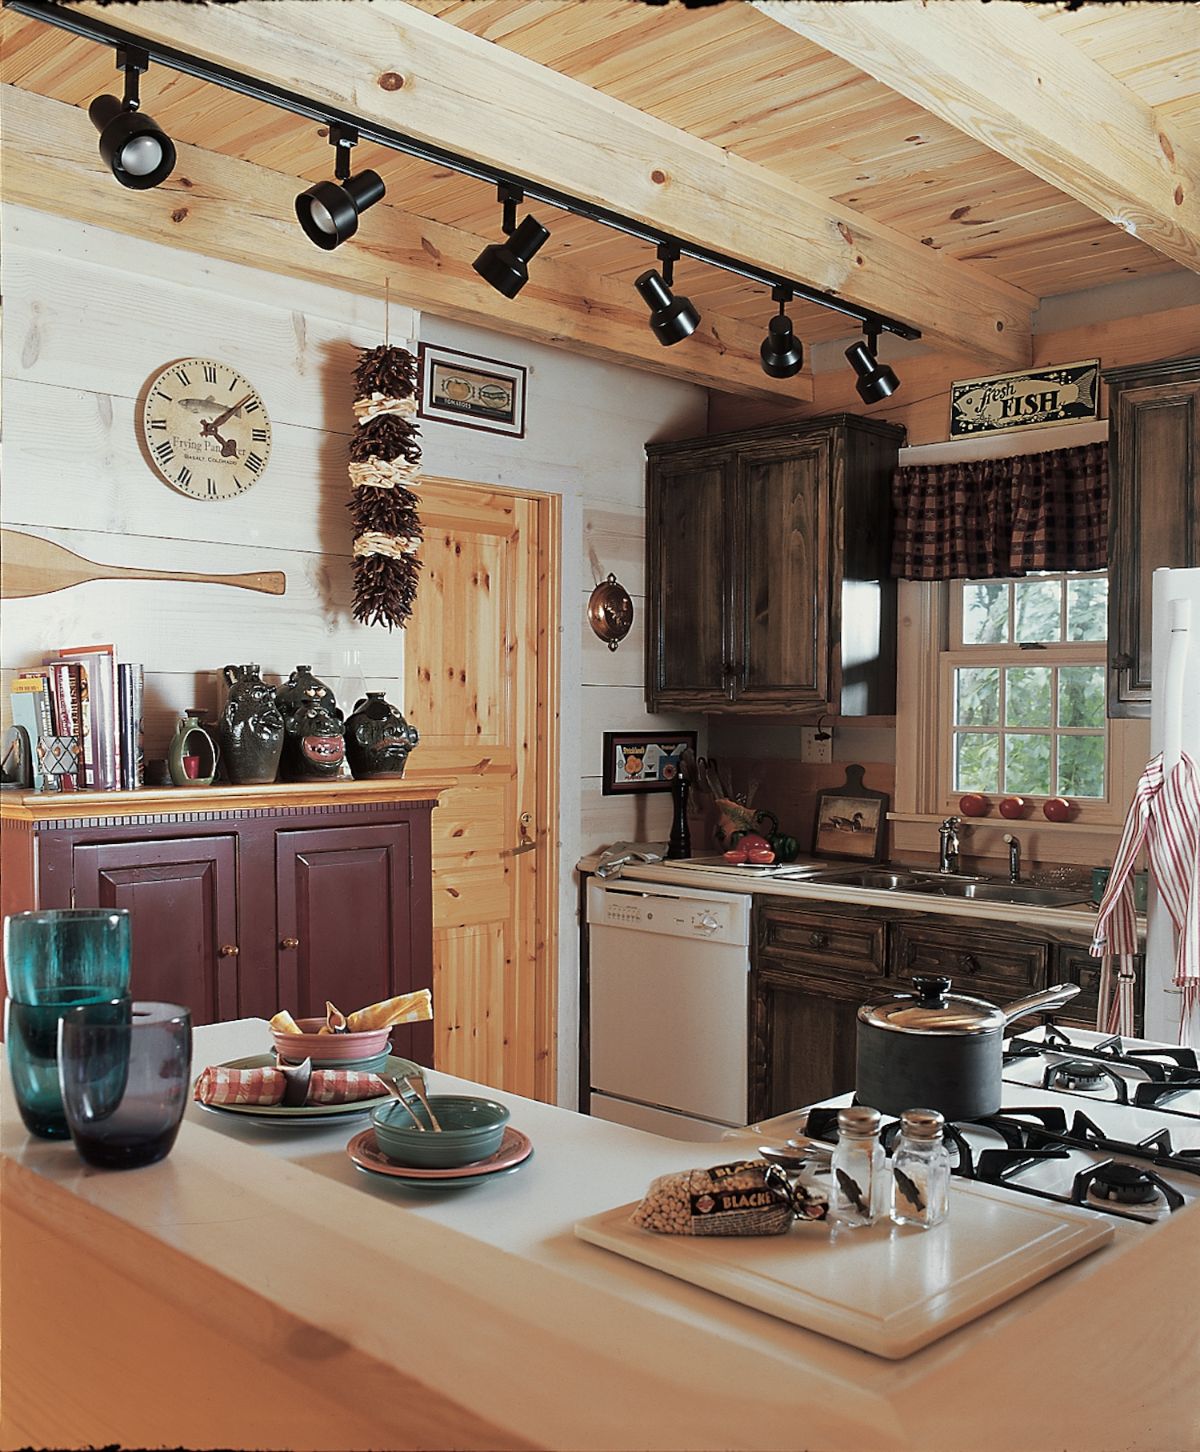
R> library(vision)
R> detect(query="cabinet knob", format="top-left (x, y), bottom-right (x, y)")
top-left (280, 937), bottom-right (300, 951)
top-left (959, 951), bottom-right (979, 973)
top-left (808, 931), bottom-right (829, 949)
top-left (219, 944), bottom-right (239, 958)
top-left (1110, 652), bottom-right (1134, 671)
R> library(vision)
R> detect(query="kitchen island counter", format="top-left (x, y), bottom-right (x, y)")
top-left (2, 1018), bottom-right (1196, 1452)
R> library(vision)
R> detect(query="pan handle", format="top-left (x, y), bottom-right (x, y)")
top-left (1001, 982), bottom-right (1081, 1028)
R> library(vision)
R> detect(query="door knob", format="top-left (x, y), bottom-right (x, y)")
top-left (280, 937), bottom-right (300, 950)
top-left (509, 812), bottom-right (537, 857)
top-left (219, 944), bottom-right (239, 958)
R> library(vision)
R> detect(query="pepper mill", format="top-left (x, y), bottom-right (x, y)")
top-left (666, 771), bottom-right (691, 860)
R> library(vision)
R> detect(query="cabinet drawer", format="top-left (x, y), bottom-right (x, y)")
top-left (890, 922), bottom-right (1046, 994)
top-left (1052, 946), bottom-right (1145, 1037)
top-left (758, 903), bottom-right (886, 979)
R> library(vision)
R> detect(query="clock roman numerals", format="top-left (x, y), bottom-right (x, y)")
top-left (144, 361), bottom-right (270, 498)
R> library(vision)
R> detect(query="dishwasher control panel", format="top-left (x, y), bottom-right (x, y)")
top-left (586, 880), bottom-right (750, 946)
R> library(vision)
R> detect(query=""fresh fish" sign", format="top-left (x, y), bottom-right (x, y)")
top-left (949, 359), bottom-right (1100, 437)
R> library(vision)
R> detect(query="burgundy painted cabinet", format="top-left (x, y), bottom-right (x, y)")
top-left (1, 783), bottom-right (439, 1061)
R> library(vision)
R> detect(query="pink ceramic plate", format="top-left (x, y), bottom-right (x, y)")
top-left (347, 1125), bottom-right (532, 1181)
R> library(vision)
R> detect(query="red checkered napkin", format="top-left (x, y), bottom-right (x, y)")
top-left (194, 1065), bottom-right (388, 1107)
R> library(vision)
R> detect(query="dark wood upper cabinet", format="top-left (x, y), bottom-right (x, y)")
top-left (646, 414), bottom-right (904, 715)
top-left (1103, 356), bottom-right (1200, 718)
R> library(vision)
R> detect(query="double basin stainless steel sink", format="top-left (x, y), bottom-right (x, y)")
top-left (766, 864), bottom-right (1089, 908)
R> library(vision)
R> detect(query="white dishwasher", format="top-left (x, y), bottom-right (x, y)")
top-left (586, 877), bottom-right (751, 1142)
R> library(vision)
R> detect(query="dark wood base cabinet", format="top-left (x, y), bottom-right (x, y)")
top-left (750, 897), bottom-right (1143, 1122)
top-left (1, 783), bottom-right (441, 1062)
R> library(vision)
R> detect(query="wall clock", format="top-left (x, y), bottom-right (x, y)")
top-left (141, 358), bottom-right (272, 500)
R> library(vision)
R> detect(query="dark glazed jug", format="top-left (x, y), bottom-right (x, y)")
top-left (219, 664), bottom-right (285, 785)
top-left (276, 665), bottom-right (337, 723)
top-left (281, 695), bottom-right (346, 781)
top-left (344, 693), bottom-right (419, 779)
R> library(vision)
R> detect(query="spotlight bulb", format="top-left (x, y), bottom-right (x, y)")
top-left (473, 214), bottom-right (551, 299)
top-left (295, 170), bottom-right (386, 250)
top-left (88, 93), bottom-right (176, 190)
top-left (760, 312), bottom-right (804, 378)
top-left (635, 269), bottom-right (701, 347)
top-left (845, 338), bottom-right (900, 404)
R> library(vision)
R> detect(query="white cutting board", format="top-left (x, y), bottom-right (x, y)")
top-left (574, 1180), bottom-right (1114, 1359)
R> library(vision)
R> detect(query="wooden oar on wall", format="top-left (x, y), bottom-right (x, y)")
top-left (1, 529), bottom-right (286, 598)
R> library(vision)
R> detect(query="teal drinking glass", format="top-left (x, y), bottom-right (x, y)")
top-left (6, 991), bottom-right (131, 1139)
top-left (4, 909), bottom-right (131, 1004)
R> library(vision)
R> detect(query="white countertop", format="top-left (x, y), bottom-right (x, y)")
top-left (584, 855), bottom-right (1109, 935)
top-left (3, 1018), bottom-right (1196, 1451)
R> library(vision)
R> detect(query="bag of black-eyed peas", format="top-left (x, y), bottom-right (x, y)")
top-left (631, 1159), bottom-right (827, 1236)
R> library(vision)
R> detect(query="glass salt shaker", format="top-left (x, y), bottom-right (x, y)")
top-left (831, 1106), bottom-right (886, 1227)
top-left (891, 1108), bottom-right (951, 1229)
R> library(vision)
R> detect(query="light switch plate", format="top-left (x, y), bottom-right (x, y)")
top-left (800, 727), bottom-right (832, 763)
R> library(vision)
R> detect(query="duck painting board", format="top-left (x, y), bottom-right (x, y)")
top-left (811, 764), bottom-right (888, 861)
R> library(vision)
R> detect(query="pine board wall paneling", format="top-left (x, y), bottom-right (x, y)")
top-left (2, 210), bottom-right (711, 1106)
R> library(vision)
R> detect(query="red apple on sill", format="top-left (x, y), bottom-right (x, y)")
top-left (1043, 797), bottom-right (1075, 822)
top-left (958, 793), bottom-right (990, 817)
top-left (998, 796), bottom-right (1028, 819)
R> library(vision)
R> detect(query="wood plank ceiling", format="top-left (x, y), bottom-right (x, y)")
top-left (1, 0), bottom-right (1196, 394)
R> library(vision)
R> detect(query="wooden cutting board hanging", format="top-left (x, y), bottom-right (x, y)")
top-left (1, 529), bottom-right (286, 598)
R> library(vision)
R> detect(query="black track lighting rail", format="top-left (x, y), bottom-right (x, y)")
top-left (6, 0), bottom-right (922, 344)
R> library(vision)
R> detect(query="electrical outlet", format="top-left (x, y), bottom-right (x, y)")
top-left (801, 727), bottom-right (833, 764)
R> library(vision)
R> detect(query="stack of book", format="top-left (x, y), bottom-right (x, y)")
top-left (10, 645), bottom-right (144, 791)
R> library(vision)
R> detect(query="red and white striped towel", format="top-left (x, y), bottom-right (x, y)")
top-left (1092, 751), bottom-right (1200, 1037)
top-left (194, 1065), bottom-right (389, 1107)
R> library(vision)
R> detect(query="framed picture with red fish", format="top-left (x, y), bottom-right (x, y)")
top-left (602, 731), bottom-right (697, 795)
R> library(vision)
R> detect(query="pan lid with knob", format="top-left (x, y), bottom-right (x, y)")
top-left (859, 975), bottom-right (1080, 1036)
top-left (859, 975), bottom-right (1010, 1036)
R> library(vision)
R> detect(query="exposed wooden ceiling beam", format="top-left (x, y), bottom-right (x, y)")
top-left (0, 85), bottom-right (811, 403)
top-left (758, 0), bottom-right (1200, 276)
top-left (68, 0), bottom-right (1035, 367)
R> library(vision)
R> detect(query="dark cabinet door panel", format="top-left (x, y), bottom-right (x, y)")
top-left (737, 442), bottom-right (828, 705)
top-left (276, 823), bottom-right (430, 1062)
top-left (750, 967), bottom-right (867, 1121)
top-left (758, 902), bottom-right (886, 977)
top-left (1104, 358), bottom-right (1200, 717)
top-left (70, 837), bottom-right (238, 1025)
top-left (647, 455), bottom-right (729, 707)
top-left (1052, 946), bottom-right (1144, 1037)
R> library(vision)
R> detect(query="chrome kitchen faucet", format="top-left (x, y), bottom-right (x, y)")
top-left (1004, 833), bottom-right (1021, 884)
top-left (937, 816), bottom-right (961, 874)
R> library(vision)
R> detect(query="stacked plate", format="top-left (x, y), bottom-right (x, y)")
top-left (195, 1053), bottom-right (423, 1128)
top-left (346, 1125), bottom-right (533, 1188)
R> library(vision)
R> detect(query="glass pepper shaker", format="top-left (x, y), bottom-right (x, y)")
top-left (891, 1108), bottom-right (951, 1229)
top-left (831, 1106), bottom-right (886, 1227)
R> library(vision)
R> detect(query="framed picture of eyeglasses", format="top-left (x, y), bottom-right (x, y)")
top-left (602, 731), bottom-right (696, 795)
top-left (417, 344), bottom-right (527, 437)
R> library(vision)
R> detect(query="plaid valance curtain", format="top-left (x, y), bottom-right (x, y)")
top-left (891, 440), bottom-right (1108, 581)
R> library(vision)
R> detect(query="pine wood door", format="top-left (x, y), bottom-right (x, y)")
top-left (404, 478), bottom-right (559, 1099)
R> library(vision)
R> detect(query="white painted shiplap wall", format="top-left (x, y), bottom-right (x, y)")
top-left (1, 207), bottom-right (707, 1104)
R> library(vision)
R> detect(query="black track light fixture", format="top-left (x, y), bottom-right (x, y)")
top-left (759, 285), bottom-right (804, 379)
top-left (88, 47), bottom-right (176, 190)
top-left (845, 324), bottom-right (901, 404)
top-left (635, 244), bottom-right (701, 347)
top-left (296, 124), bottom-right (386, 250)
top-left (473, 184), bottom-right (551, 299)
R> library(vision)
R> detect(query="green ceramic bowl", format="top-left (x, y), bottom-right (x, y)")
top-left (276, 1044), bottom-right (393, 1075)
top-left (371, 1094), bottom-right (510, 1168)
